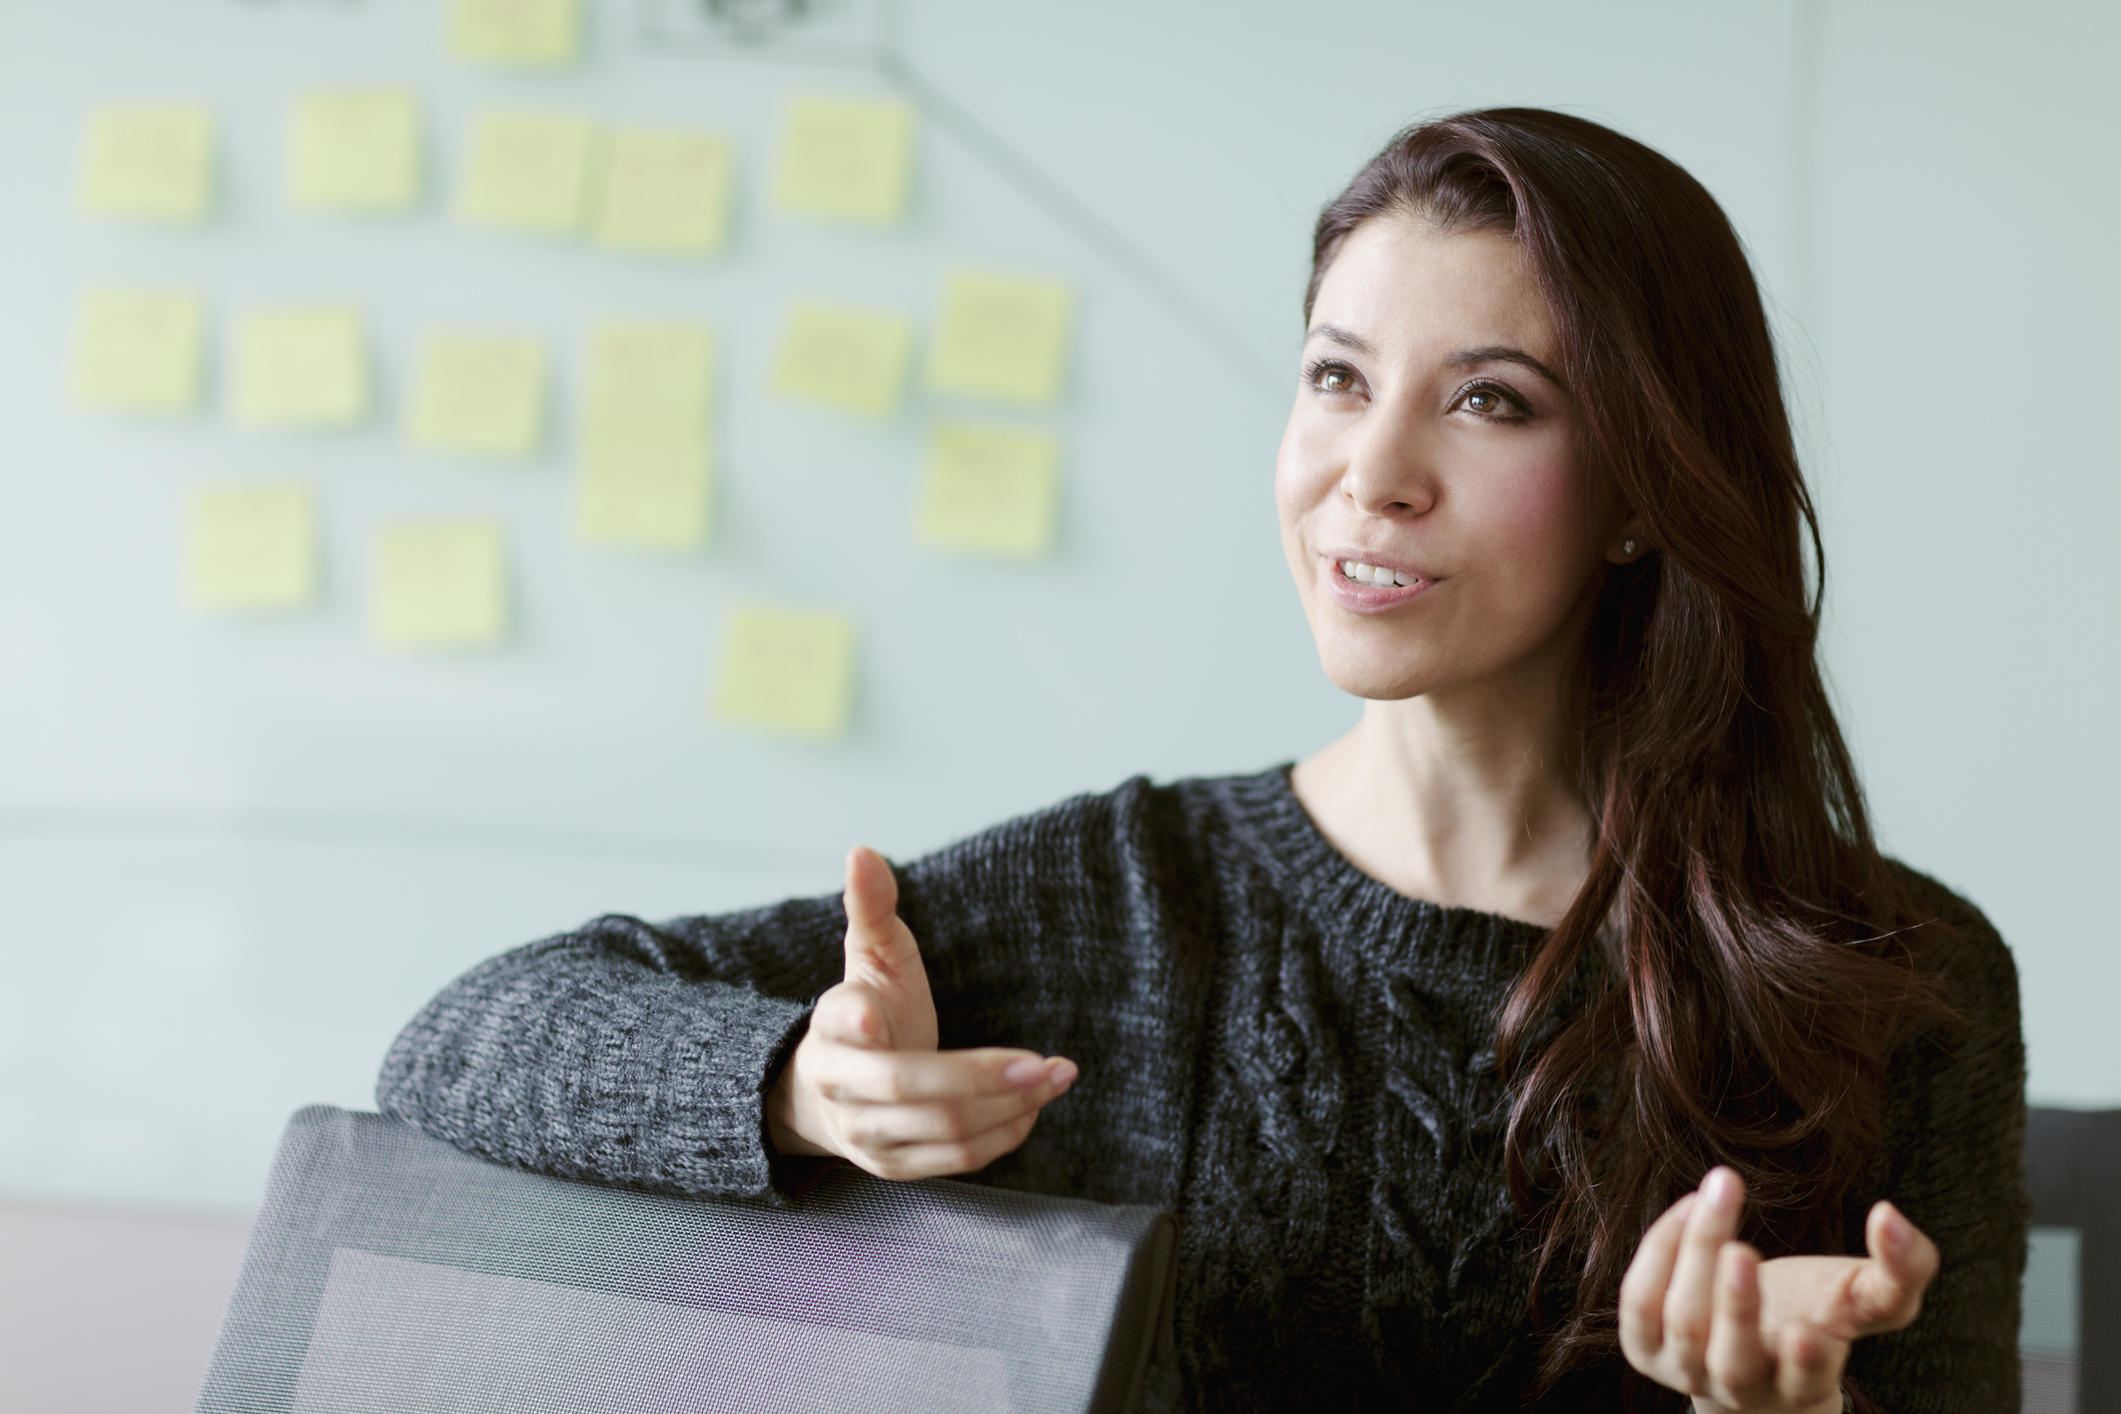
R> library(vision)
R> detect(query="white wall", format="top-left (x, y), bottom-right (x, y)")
top-left (0, 0), bottom-right (2112, 1221)
top-left (1804, 2), bottom-right (2121, 1114)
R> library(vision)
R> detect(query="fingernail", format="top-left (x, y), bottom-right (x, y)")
top-left (1706, 1167), bottom-right (1739, 1205)
top-left (1048, 1058), bottom-right (1078, 1090)
top-left (1004, 1057), bottom-right (1047, 1087)
top-left (1881, 1205), bottom-right (1909, 1253)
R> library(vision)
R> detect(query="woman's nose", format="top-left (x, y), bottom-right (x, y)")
top-left (1340, 412), bottom-right (1437, 518)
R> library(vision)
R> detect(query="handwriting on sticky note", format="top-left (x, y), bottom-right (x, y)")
top-left (714, 606), bottom-right (857, 740)
top-left (458, 110), bottom-right (595, 235)
top-left (408, 334), bottom-right (545, 458)
top-left (187, 483), bottom-right (318, 612)
top-left (371, 522), bottom-right (508, 648)
top-left (773, 95), bottom-right (915, 226)
top-left (917, 423), bottom-right (1061, 559)
top-left (927, 270), bottom-right (1073, 406)
top-left (79, 105), bottom-right (215, 222)
top-left (594, 127), bottom-right (736, 257)
top-left (576, 323), bottom-right (714, 548)
top-left (582, 322), bottom-right (712, 444)
top-left (448, 0), bottom-right (579, 66)
top-left (72, 289), bottom-right (204, 415)
top-left (234, 306), bottom-right (368, 429)
top-left (290, 90), bottom-right (422, 213)
top-left (770, 303), bottom-right (912, 418)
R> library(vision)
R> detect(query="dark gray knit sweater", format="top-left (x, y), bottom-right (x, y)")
top-left (377, 769), bottom-right (2028, 1413)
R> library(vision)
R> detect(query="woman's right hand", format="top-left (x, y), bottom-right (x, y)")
top-left (766, 846), bottom-right (1078, 1180)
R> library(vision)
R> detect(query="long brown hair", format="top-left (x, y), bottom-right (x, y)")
top-left (1308, 109), bottom-right (1945, 1385)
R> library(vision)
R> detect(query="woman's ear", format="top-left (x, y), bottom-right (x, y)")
top-left (1604, 511), bottom-right (1650, 564)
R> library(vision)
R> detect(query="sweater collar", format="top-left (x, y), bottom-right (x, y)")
top-left (1218, 765), bottom-right (1551, 959)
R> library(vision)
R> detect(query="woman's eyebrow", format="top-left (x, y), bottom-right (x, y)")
top-left (1304, 323), bottom-right (1377, 356)
top-left (1447, 345), bottom-right (1568, 391)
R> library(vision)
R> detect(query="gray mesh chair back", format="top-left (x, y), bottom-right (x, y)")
top-left (2025, 1106), bottom-right (2119, 1414)
top-left (197, 1106), bottom-right (1176, 1414)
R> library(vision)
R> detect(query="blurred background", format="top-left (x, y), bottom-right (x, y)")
top-left (1, 0), bottom-right (2114, 1407)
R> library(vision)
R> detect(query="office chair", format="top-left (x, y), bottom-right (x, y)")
top-left (2024, 1106), bottom-right (2119, 1414)
top-left (195, 1106), bottom-right (1176, 1414)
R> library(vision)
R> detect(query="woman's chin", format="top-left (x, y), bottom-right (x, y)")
top-left (1315, 652), bottom-right (1437, 704)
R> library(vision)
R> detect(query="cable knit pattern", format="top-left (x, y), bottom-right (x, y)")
top-left (377, 769), bottom-right (2027, 1413)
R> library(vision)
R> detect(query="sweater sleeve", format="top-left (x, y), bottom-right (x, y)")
top-left (375, 898), bottom-right (847, 1199)
top-left (374, 776), bottom-right (1201, 1205)
top-left (1844, 870), bottom-right (2030, 1413)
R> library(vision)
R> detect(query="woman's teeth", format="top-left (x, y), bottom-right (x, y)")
top-left (1338, 559), bottom-right (1417, 588)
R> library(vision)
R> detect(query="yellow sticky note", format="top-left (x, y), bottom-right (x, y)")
top-left (289, 90), bottom-right (422, 213)
top-left (917, 424), bottom-right (1061, 559)
top-left (71, 289), bottom-right (205, 414)
top-left (371, 522), bottom-right (508, 648)
top-left (78, 105), bottom-right (215, 222)
top-left (448, 0), bottom-right (579, 66)
top-left (458, 110), bottom-right (596, 235)
top-left (576, 323), bottom-right (714, 549)
top-left (186, 483), bottom-right (319, 612)
top-left (408, 334), bottom-right (545, 458)
top-left (233, 306), bottom-right (368, 429)
top-left (773, 95), bottom-right (915, 226)
top-left (770, 303), bottom-right (912, 418)
top-left (582, 322), bottom-right (712, 444)
top-left (594, 127), bottom-right (736, 257)
top-left (927, 270), bottom-right (1074, 406)
top-left (714, 606), bottom-right (857, 741)
top-left (577, 442), bottom-right (713, 550)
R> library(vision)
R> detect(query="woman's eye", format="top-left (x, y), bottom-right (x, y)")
top-left (1454, 381), bottom-right (1528, 420)
top-left (1308, 360), bottom-right (1357, 394)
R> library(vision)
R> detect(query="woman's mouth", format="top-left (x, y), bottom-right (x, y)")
top-left (1324, 555), bottom-right (1432, 610)
top-left (1337, 558), bottom-right (1421, 589)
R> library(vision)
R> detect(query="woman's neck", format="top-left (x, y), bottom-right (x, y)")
top-left (1289, 664), bottom-right (1595, 928)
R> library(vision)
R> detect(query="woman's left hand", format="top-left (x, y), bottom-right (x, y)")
top-left (1619, 1166), bottom-right (1940, 1412)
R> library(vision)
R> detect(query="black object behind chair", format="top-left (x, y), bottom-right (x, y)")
top-left (2026, 1106), bottom-right (2120, 1414)
top-left (196, 1106), bottom-right (1176, 1414)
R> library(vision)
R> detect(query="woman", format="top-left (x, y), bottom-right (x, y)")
top-left (379, 109), bottom-right (2027, 1412)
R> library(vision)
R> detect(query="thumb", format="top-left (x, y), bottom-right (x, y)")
top-left (838, 848), bottom-right (937, 1052)
top-left (842, 846), bottom-right (915, 981)
top-left (1846, 1202), bottom-right (1939, 1334)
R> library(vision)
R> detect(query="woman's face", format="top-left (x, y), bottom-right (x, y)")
top-left (1277, 213), bottom-right (1629, 703)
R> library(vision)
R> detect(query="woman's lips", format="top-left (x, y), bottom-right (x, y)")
top-left (1320, 553), bottom-right (1434, 612)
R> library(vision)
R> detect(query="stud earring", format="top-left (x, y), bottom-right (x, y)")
top-left (1622, 538), bottom-right (1638, 556)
